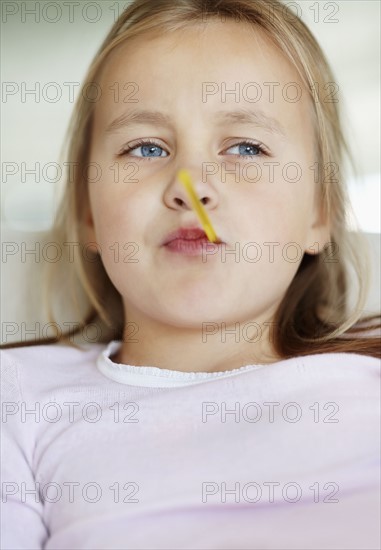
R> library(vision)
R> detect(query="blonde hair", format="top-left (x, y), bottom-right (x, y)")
top-left (22, 0), bottom-right (380, 357)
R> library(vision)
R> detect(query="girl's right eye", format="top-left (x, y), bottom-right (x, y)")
top-left (118, 139), bottom-right (169, 159)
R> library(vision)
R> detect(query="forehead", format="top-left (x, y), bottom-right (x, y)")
top-left (94, 19), bottom-right (313, 134)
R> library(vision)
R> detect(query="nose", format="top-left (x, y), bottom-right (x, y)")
top-left (163, 168), bottom-right (219, 211)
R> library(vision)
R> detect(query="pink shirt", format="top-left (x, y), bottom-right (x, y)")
top-left (1, 341), bottom-right (380, 549)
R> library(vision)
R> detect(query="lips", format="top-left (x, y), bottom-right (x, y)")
top-left (162, 227), bottom-right (223, 246)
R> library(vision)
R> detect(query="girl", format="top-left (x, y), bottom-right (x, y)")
top-left (1, 0), bottom-right (380, 548)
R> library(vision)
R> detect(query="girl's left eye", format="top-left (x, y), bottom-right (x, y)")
top-left (224, 141), bottom-right (269, 158)
top-left (118, 139), bottom-right (269, 159)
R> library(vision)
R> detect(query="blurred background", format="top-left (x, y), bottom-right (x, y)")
top-left (1, 0), bottom-right (380, 343)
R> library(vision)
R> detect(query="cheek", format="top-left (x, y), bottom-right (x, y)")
top-left (87, 187), bottom-right (148, 293)
top-left (88, 181), bottom-right (146, 241)
top-left (237, 179), bottom-right (313, 246)
top-left (87, 139), bottom-right (146, 238)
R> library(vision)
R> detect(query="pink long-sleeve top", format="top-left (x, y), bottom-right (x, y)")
top-left (1, 341), bottom-right (380, 549)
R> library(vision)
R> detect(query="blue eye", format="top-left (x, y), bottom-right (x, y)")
top-left (226, 142), bottom-right (267, 157)
top-left (140, 145), bottom-right (165, 157)
top-left (120, 139), bottom-right (168, 158)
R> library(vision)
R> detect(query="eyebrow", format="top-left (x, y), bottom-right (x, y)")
top-left (215, 109), bottom-right (286, 137)
top-left (106, 110), bottom-right (172, 133)
top-left (105, 108), bottom-right (286, 137)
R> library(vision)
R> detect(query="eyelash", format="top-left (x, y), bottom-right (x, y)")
top-left (118, 138), bottom-right (270, 159)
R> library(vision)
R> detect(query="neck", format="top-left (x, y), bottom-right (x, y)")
top-left (114, 307), bottom-right (281, 373)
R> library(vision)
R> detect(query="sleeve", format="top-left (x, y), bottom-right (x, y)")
top-left (1, 350), bottom-right (49, 549)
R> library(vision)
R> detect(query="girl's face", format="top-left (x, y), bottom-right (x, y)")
top-left (87, 20), bottom-right (330, 330)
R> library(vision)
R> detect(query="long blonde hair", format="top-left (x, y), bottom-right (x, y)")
top-left (7, 0), bottom-right (380, 357)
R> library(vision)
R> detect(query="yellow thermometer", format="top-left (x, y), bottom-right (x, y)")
top-left (177, 169), bottom-right (219, 243)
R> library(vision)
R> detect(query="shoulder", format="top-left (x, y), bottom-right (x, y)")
top-left (260, 351), bottom-right (380, 396)
top-left (284, 352), bottom-right (380, 397)
top-left (1, 341), bottom-right (106, 399)
top-left (1, 340), bottom-right (105, 369)
top-left (293, 351), bottom-right (380, 375)
top-left (301, 351), bottom-right (380, 368)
